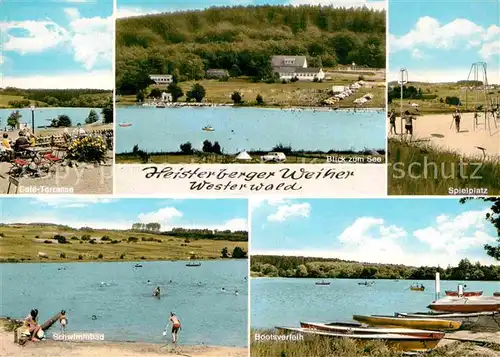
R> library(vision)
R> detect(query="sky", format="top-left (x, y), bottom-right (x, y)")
top-left (389, 0), bottom-right (500, 84)
top-left (0, 0), bottom-right (113, 89)
top-left (250, 198), bottom-right (499, 267)
top-left (0, 198), bottom-right (248, 231)
top-left (116, 0), bottom-right (385, 18)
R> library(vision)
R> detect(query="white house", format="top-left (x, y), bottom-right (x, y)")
top-left (149, 74), bottom-right (173, 85)
top-left (271, 55), bottom-right (324, 81)
top-left (162, 92), bottom-right (173, 102)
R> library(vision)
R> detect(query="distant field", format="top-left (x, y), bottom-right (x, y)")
top-left (117, 75), bottom-right (385, 108)
top-left (389, 82), bottom-right (500, 114)
top-left (0, 95), bottom-right (39, 108)
top-left (0, 225), bottom-right (248, 263)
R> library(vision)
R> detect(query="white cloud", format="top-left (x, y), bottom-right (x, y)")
top-left (289, 0), bottom-right (385, 11)
top-left (116, 7), bottom-right (161, 19)
top-left (390, 17), bottom-right (500, 62)
top-left (138, 207), bottom-right (184, 223)
top-left (0, 55), bottom-right (4, 65)
top-left (31, 197), bottom-right (115, 208)
top-left (61, 0), bottom-right (93, 3)
top-left (249, 198), bottom-right (288, 213)
top-left (268, 203), bottom-right (311, 222)
top-left (64, 8), bottom-right (81, 19)
top-left (411, 48), bottom-right (425, 59)
top-left (0, 20), bottom-right (68, 54)
top-left (68, 15), bottom-right (113, 70)
top-left (1, 70), bottom-right (113, 89)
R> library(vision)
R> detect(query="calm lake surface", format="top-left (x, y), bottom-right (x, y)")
top-left (251, 278), bottom-right (500, 328)
top-left (0, 260), bottom-right (248, 347)
top-left (0, 108), bottom-right (102, 129)
top-left (115, 107), bottom-right (385, 154)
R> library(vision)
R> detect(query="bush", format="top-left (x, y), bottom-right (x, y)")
top-left (140, 256), bottom-right (146, 260)
top-left (290, 76), bottom-right (299, 83)
top-left (180, 142), bottom-right (194, 154)
top-left (52, 114), bottom-right (72, 127)
top-left (60, 253), bottom-right (66, 258)
top-left (81, 234), bottom-right (91, 241)
top-left (358, 75), bottom-right (365, 81)
top-left (272, 143), bottom-right (293, 155)
top-left (128, 236), bottom-right (138, 243)
top-left (7, 110), bottom-right (22, 129)
top-left (232, 246), bottom-right (247, 258)
top-left (313, 77), bottom-right (319, 83)
top-left (35, 235), bottom-right (40, 238)
top-left (256, 94), bottom-right (264, 105)
top-left (186, 83), bottom-right (206, 102)
top-left (78, 254), bottom-right (83, 260)
top-left (281, 79), bottom-right (287, 84)
top-left (167, 83), bottom-right (183, 102)
top-left (231, 91), bottom-right (242, 104)
top-left (85, 109), bottom-right (99, 124)
top-left (98, 253), bottom-right (103, 259)
top-left (202, 140), bottom-right (213, 153)
top-left (54, 234), bottom-right (68, 244)
top-left (149, 88), bottom-right (162, 98)
top-left (184, 239), bottom-right (191, 243)
top-left (67, 135), bottom-right (107, 163)
top-left (44, 240), bottom-right (53, 244)
top-left (445, 96), bottom-right (461, 106)
top-left (89, 239), bottom-right (96, 244)
top-left (0, 233), bottom-right (4, 237)
top-left (71, 236), bottom-right (79, 240)
top-left (101, 235), bottom-right (111, 241)
top-left (212, 141), bottom-right (222, 155)
top-left (120, 253), bottom-right (125, 259)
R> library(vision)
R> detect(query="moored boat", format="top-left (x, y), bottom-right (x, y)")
top-left (410, 285), bottom-right (425, 291)
top-left (186, 262), bottom-right (202, 267)
top-left (119, 123), bottom-right (132, 127)
top-left (276, 327), bottom-right (442, 352)
top-left (494, 292), bottom-right (500, 297)
top-left (395, 311), bottom-right (500, 331)
top-left (353, 315), bottom-right (461, 331)
top-left (299, 322), bottom-right (445, 339)
top-left (445, 290), bottom-right (483, 297)
top-left (315, 280), bottom-right (330, 286)
top-left (428, 297), bottom-right (500, 313)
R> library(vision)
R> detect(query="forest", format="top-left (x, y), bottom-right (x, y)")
top-left (116, 5), bottom-right (385, 94)
top-left (1, 87), bottom-right (112, 108)
top-left (251, 255), bottom-right (500, 281)
top-left (130, 223), bottom-right (248, 241)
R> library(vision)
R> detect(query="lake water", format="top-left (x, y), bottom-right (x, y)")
top-left (115, 107), bottom-right (385, 154)
top-left (0, 108), bottom-right (102, 129)
top-left (251, 278), bottom-right (500, 328)
top-left (0, 260), bottom-right (248, 347)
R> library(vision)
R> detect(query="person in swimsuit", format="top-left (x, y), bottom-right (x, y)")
top-left (453, 109), bottom-right (461, 132)
top-left (24, 309), bottom-right (42, 340)
top-left (59, 310), bottom-right (68, 333)
top-left (403, 110), bottom-right (416, 138)
top-left (388, 109), bottom-right (397, 135)
top-left (168, 312), bottom-right (181, 344)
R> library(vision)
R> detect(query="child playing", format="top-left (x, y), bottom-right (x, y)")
top-left (59, 310), bottom-right (68, 333)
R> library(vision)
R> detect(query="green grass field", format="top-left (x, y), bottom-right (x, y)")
top-left (388, 138), bottom-right (500, 195)
top-left (117, 75), bottom-right (385, 108)
top-left (389, 82), bottom-right (500, 115)
top-left (0, 224), bottom-right (247, 263)
top-left (0, 95), bottom-right (39, 108)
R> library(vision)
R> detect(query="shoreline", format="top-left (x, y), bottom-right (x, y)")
top-left (0, 257), bottom-right (248, 264)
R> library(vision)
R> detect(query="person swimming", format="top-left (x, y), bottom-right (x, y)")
top-left (221, 287), bottom-right (226, 292)
top-left (153, 287), bottom-right (161, 297)
top-left (92, 315), bottom-right (97, 320)
top-left (235, 290), bottom-right (239, 296)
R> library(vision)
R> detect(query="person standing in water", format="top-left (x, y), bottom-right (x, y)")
top-left (59, 310), bottom-right (68, 333)
top-left (167, 312), bottom-right (181, 344)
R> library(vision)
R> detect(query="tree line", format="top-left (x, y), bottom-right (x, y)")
top-left (129, 223), bottom-right (248, 241)
top-left (1, 87), bottom-right (112, 108)
top-left (251, 256), bottom-right (500, 281)
top-left (116, 5), bottom-right (385, 94)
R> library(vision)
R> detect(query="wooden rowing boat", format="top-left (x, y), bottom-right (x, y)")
top-left (353, 315), bottom-right (461, 331)
top-left (395, 311), bottom-right (500, 331)
top-left (276, 327), bottom-right (442, 352)
top-left (315, 281), bottom-right (331, 286)
top-left (299, 322), bottom-right (445, 339)
top-left (445, 290), bottom-right (483, 297)
top-left (410, 286), bottom-right (425, 291)
top-left (428, 297), bottom-right (500, 313)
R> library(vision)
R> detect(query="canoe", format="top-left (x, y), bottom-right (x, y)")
top-left (186, 263), bottom-right (201, 267)
top-left (315, 281), bottom-right (331, 286)
top-left (428, 297), bottom-right (500, 313)
top-left (300, 322), bottom-right (445, 339)
top-left (445, 290), bottom-right (483, 297)
top-left (353, 315), bottom-right (461, 331)
top-left (276, 327), bottom-right (441, 352)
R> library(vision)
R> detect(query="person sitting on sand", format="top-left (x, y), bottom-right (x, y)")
top-left (59, 310), bottom-right (68, 333)
top-left (403, 111), bottom-right (416, 138)
top-left (167, 312), bottom-right (182, 344)
top-left (388, 109), bottom-right (397, 135)
top-left (453, 109), bottom-right (461, 132)
top-left (24, 309), bottom-right (42, 340)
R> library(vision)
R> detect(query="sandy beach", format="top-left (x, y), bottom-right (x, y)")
top-left (0, 331), bottom-right (247, 357)
top-left (390, 113), bottom-right (500, 158)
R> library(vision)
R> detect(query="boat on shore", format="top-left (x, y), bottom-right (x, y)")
top-left (299, 322), bottom-right (445, 339)
top-left (276, 327), bottom-right (442, 352)
top-left (353, 315), bottom-right (462, 331)
top-left (445, 290), bottom-right (483, 297)
top-left (395, 311), bottom-right (500, 331)
top-left (428, 297), bottom-right (500, 313)
top-left (315, 280), bottom-right (331, 286)
top-left (119, 123), bottom-right (132, 127)
top-left (186, 262), bottom-right (202, 267)
top-left (494, 292), bottom-right (500, 297)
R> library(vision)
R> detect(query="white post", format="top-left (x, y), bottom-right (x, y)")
top-left (435, 272), bottom-right (440, 300)
top-left (458, 283), bottom-right (464, 298)
top-left (399, 68), bottom-right (408, 135)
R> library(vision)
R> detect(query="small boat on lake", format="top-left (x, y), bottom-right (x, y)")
top-left (428, 297), bottom-right (500, 313)
top-left (299, 322), bottom-right (445, 339)
top-left (276, 327), bottom-right (442, 352)
top-left (353, 315), bottom-right (461, 331)
top-left (134, 264), bottom-right (142, 268)
top-left (410, 284), bottom-right (425, 291)
top-left (315, 280), bottom-right (330, 286)
top-left (186, 262), bottom-right (202, 267)
top-left (202, 126), bottom-right (215, 132)
top-left (358, 281), bottom-right (374, 286)
top-left (445, 290), bottom-right (483, 297)
top-left (119, 123), bottom-right (132, 127)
